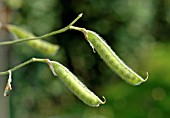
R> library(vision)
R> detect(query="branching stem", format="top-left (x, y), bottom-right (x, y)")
top-left (0, 58), bottom-right (49, 76)
top-left (0, 13), bottom-right (83, 46)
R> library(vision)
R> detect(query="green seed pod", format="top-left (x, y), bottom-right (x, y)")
top-left (48, 61), bottom-right (105, 107)
top-left (7, 25), bottom-right (60, 56)
top-left (84, 30), bottom-right (148, 85)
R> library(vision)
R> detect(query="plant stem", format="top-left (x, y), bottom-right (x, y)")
top-left (0, 58), bottom-right (49, 76)
top-left (69, 26), bottom-right (88, 36)
top-left (0, 13), bottom-right (83, 46)
top-left (69, 26), bottom-right (86, 32)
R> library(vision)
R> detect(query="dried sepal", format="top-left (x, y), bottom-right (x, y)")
top-left (4, 70), bottom-right (12, 96)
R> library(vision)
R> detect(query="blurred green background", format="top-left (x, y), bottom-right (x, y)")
top-left (0, 0), bottom-right (170, 118)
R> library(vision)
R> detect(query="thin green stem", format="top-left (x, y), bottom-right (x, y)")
top-left (0, 13), bottom-right (83, 46)
top-left (0, 58), bottom-right (49, 76)
top-left (69, 26), bottom-right (88, 36)
top-left (69, 26), bottom-right (85, 32)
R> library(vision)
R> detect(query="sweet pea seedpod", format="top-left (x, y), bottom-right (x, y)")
top-left (48, 61), bottom-right (105, 107)
top-left (83, 30), bottom-right (148, 85)
top-left (7, 25), bottom-right (60, 56)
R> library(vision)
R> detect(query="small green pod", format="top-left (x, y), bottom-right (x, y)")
top-left (49, 61), bottom-right (105, 107)
top-left (84, 30), bottom-right (148, 85)
top-left (7, 25), bottom-right (60, 56)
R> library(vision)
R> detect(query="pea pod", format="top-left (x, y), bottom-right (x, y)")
top-left (48, 61), bottom-right (105, 107)
top-left (7, 25), bottom-right (60, 56)
top-left (86, 30), bottom-right (148, 85)
top-left (69, 26), bottom-right (149, 85)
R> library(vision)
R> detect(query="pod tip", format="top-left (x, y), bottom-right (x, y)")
top-left (144, 72), bottom-right (149, 82)
top-left (101, 96), bottom-right (106, 104)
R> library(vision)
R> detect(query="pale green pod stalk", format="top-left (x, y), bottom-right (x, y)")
top-left (48, 61), bottom-right (106, 107)
top-left (85, 30), bottom-right (148, 85)
top-left (7, 25), bottom-right (60, 56)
